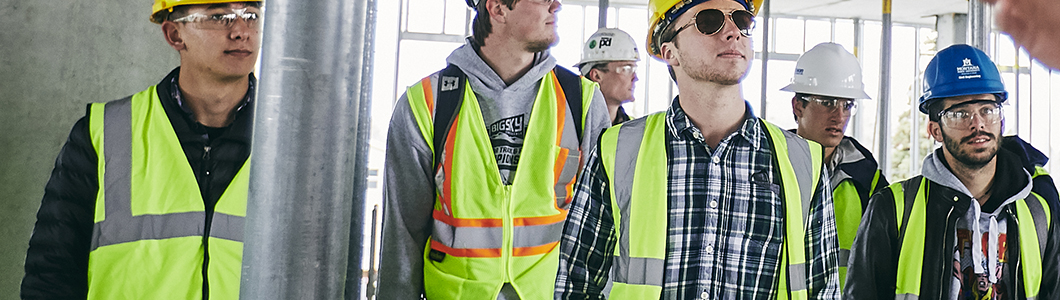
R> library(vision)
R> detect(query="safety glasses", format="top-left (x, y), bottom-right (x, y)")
top-left (937, 101), bottom-right (1003, 129)
top-left (171, 8), bottom-right (261, 31)
top-left (800, 95), bottom-right (858, 116)
top-left (670, 9), bottom-right (755, 40)
top-left (608, 64), bottom-right (637, 76)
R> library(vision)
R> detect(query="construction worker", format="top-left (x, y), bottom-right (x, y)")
top-left (574, 28), bottom-right (640, 124)
top-left (378, 0), bottom-right (611, 298)
top-left (783, 42), bottom-right (888, 288)
top-left (555, 0), bottom-right (841, 299)
top-left (21, 0), bottom-right (261, 299)
top-left (845, 44), bottom-right (1060, 299)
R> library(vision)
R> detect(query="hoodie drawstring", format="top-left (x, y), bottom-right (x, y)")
top-left (969, 199), bottom-right (1001, 284)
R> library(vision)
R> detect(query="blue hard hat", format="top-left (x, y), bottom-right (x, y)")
top-left (918, 44), bottom-right (1007, 114)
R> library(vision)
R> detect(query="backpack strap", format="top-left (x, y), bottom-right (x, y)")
top-left (432, 64), bottom-right (467, 171)
top-left (431, 64), bottom-right (586, 170)
top-left (552, 66), bottom-right (584, 144)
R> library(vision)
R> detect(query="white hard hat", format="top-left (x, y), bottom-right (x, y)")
top-left (781, 42), bottom-right (872, 99)
top-left (575, 28), bottom-right (641, 76)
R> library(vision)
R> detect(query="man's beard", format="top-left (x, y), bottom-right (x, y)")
top-left (941, 127), bottom-right (1000, 169)
top-left (676, 42), bottom-right (746, 85)
top-left (525, 36), bottom-right (557, 53)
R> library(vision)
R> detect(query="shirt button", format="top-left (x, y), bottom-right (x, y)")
top-left (205, 171), bottom-right (211, 176)
top-left (700, 291), bottom-right (709, 299)
top-left (706, 245), bottom-right (714, 254)
top-left (693, 131), bottom-right (704, 140)
top-left (711, 156), bottom-right (720, 164)
top-left (709, 200), bottom-right (718, 208)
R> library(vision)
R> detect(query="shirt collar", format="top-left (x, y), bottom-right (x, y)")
top-left (168, 72), bottom-right (255, 124)
top-left (665, 96), bottom-right (763, 150)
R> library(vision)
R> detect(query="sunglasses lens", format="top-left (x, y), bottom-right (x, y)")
top-left (732, 10), bottom-right (755, 36)
top-left (695, 9), bottom-right (726, 35)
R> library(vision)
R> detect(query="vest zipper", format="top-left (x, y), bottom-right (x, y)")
top-left (938, 205), bottom-right (955, 300)
top-left (202, 144), bottom-right (213, 300)
top-left (502, 185), bottom-right (513, 283)
top-left (1008, 205), bottom-right (1023, 298)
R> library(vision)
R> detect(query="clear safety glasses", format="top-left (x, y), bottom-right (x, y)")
top-left (937, 102), bottom-right (1003, 129)
top-left (171, 8), bottom-right (261, 31)
top-left (800, 95), bottom-right (859, 116)
top-left (671, 9), bottom-right (756, 39)
top-left (609, 65), bottom-right (637, 76)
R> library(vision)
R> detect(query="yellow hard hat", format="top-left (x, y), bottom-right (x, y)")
top-left (646, 0), bottom-right (762, 60)
top-left (150, 0), bottom-right (260, 23)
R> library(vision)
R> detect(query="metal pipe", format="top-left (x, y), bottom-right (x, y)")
top-left (759, 0), bottom-right (771, 119)
top-left (877, 0), bottom-right (892, 175)
top-left (911, 26), bottom-right (921, 175)
top-left (969, 0), bottom-right (988, 51)
top-left (598, 0), bottom-right (609, 28)
top-left (852, 18), bottom-right (862, 141)
top-left (240, 0), bottom-right (369, 299)
top-left (365, 205), bottom-right (380, 300)
top-left (345, 0), bottom-right (377, 298)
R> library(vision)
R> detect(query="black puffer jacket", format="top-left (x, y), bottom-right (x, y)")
top-left (844, 137), bottom-right (1060, 300)
top-left (21, 68), bottom-right (255, 299)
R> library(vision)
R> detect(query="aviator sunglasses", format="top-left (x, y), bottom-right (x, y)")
top-left (670, 9), bottom-right (756, 40)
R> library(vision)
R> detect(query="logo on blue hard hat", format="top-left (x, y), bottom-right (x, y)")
top-left (956, 58), bottom-right (981, 79)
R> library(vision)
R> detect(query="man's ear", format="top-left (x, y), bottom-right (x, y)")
top-left (162, 22), bottom-right (186, 51)
top-left (659, 41), bottom-right (680, 66)
top-left (486, 0), bottom-right (507, 25)
top-left (588, 68), bottom-right (602, 82)
top-left (791, 97), bottom-right (804, 120)
top-left (927, 121), bottom-right (944, 142)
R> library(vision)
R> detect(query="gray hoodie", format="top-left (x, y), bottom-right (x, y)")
top-left (920, 150), bottom-right (1033, 299)
top-left (378, 39), bottom-right (610, 299)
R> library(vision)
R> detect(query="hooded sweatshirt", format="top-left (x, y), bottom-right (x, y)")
top-left (378, 39), bottom-right (610, 299)
top-left (921, 147), bottom-right (1033, 300)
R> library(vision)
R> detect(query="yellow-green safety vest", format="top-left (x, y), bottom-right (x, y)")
top-left (599, 113), bottom-right (824, 300)
top-left (832, 170), bottom-right (883, 288)
top-left (405, 70), bottom-right (596, 299)
top-left (86, 86), bottom-right (249, 299)
top-left (890, 175), bottom-right (1051, 300)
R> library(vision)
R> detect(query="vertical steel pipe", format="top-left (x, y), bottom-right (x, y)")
top-left (877, 0), bottom-right (893, 174)
top-left (598, 0), bottom-right (609, 28)
top-left (346, 0), bottom-right (376, 298)
top-left (852, 18), bottom-right (863, 140)
top-left (969, 0), bottom-right (989, 51)
top-left (240, 0), bottom-right (370, 299)
top-left (911, 27), bottom-right (922, 174)
top-left (759, 0), bottom-right (771, 119)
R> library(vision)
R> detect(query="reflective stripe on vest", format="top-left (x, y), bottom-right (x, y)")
top-left (86, 87), bottom-right (249, 300)
top-left (832, 179), bottom-right (864, 288)
top-left (599, 113), bottom-right (823, 300)
top-left (406, 70), bottom-right (596, 299)
top-left (891, 177), bottom-right (1050, 300)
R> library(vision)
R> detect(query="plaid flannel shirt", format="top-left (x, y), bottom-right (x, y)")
top-left (556, 99), bottom-right (841, 299)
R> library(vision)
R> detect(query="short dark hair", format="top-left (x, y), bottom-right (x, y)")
top-left (471, 0), bottom-right (519, 46)
top-left (924, 99), bottom-right (948, 122)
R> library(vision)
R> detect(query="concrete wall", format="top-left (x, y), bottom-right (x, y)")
top-left (0, 0), bottom-right (177, 297)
